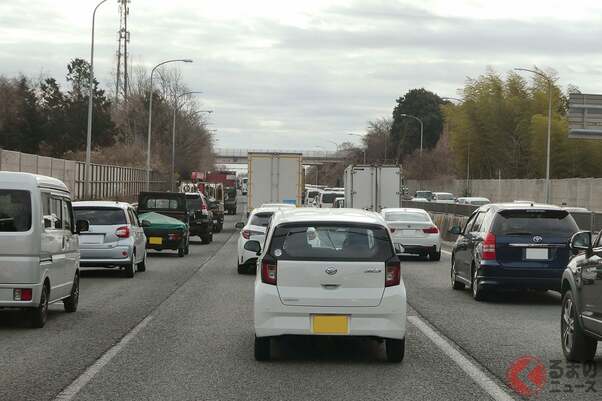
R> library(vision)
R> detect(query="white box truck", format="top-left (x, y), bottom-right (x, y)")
top-left (247, 152), bottom-right (303, 211)
top-left (344, 165), bottom-right (403, 211)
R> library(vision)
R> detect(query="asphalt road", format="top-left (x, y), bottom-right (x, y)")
top-left (1, 213), bottom-right (601, 401)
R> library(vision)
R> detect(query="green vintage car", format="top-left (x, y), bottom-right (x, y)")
top-left (138, 211), bottom-right (189, 257)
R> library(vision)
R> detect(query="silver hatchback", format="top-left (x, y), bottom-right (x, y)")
top-left (73, 201), bottom-right (147, 278)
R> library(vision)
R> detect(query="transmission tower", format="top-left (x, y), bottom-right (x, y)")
top-left (115, 0), bottom-right (131, 102)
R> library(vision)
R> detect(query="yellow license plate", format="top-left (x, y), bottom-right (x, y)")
top-left (312, 315), bottom-right (349, 334)
top-left (149, 237), bottom-right (162, 245)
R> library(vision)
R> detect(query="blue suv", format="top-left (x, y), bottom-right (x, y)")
top-left (449, 203), bottom-right (579, 301)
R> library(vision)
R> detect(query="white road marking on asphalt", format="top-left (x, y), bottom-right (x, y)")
top-left (441, 249), bottom-right (452, 256)
top-left (54, 315), bottom-right (153, 401)
top-left (408, 315), bottom-right (516, 401)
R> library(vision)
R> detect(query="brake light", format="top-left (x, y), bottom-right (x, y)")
top-left (482, 232), bottom-right (496, 260)
top-left (201, 203), bottom-right (208, 210)
top-left (115, 226), bottom-right (130, 238)
top-left (242, 230), bottom-right (251, 240)
top-left (14, 288), bottom-right (33, 301)
top-left (261, 260), bottom-right (277, 285)
top-left (168, 233), bottom-right (181, 241)
top-left (385, 261), bottom-right (401, 287)
top-left (423, 226), bottom-right (439, 234)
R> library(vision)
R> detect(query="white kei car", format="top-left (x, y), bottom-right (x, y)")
top-left (236, 206), bottom-right (285, 274)
top-left (251, 208), bottom-right (406, 362)
top-left (381, 208), bottom-right (441, 261)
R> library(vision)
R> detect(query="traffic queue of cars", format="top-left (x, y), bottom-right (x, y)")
top-left (0, 172), bottom-right (217, 328)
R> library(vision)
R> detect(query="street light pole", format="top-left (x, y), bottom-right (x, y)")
top-left (146, 59), bottom-right (193, 190)
top-left (515, 67), bottom-right (553, 203)
top-left (171, 91), bottom-right (206, 192)
top-left (84, 0), bottom-right (109, 199)
top-left (441, 97), bottom-right (468, 194)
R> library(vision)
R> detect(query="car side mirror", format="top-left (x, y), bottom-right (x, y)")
top-left (76, 219), bottom-right (90, 234)
top-left (448, 225), bottom-right (462, 236)
top-left (570, 231), bottom-right (593, 256)
top-left (244, 240), bottom-right (261, 255)
top-left (235, 222), bottom-right (245, 230)
top-left (141, 220), bottom-right (151, 228)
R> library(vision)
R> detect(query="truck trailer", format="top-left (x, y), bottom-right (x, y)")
top-left (247, 152), bottom-right (303, 212)
top-left (344, 165), bottom-right (403, 212)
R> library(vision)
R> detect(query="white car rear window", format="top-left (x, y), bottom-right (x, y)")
top-left (384, 212), bottom-right (428, 222)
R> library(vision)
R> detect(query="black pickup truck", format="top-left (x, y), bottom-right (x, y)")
top-left (137, 192), bottom-right (190, 257)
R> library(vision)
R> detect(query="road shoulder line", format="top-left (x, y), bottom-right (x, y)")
top-left (408, 315), bottom-right (516, 401)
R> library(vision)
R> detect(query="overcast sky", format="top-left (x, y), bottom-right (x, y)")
top-left (2, 0), bottom-right (602, 151)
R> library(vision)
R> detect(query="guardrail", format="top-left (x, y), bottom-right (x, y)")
top-left (402, 200), bottom-right (602, 236)
top-left (0, 148), bottom-right (167, 200)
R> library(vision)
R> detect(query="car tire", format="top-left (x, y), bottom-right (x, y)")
top-left (254, 336), bottom-right (271, 361)
top-left (471, 265), bottom-right (486, 301)
top-left (430, 250), bottom-right (441, 261)
top-left (178, 247), bottom-right (185, 257)
top-left (237, 264), bottom-right (247, 274)
top-left (63, 273), bottom-right (79, 313)
top-left (137, 251), bottom-right (147, 272)
top-left (451, 259), bottom-right (465, 290)
top-left (184, 242), bottom-right (190, 255)
top-left (385, 338), bottom-right (405, 363)
top-left (201, 234), bottom-right (211, 244)
top-left (125, 257), bottom-right (136, 278)
top-left (561, 290), bottom-right (598, 362)
top-left (30, 283), bottom-right (49, 328)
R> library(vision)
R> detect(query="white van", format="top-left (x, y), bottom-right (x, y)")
top-left (0, 172), bottom-right (87, 327)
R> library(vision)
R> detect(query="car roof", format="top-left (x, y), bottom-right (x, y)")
top-left (433, 192), bottom-right (453, 195)
top-left (0, 171), bottom-right (69, 192)
top-left (458, 197), bottom-right (490, 201)
top-left (381, 208), bottom-right (428, 214)
top-left (261, 203), bottom-right (295, 208)
top-left (73, 201), bottom-right (131, 209)
top-left (270, 208), bottom-right (385, 227)
top-left (477, 202), bottom-right (564, 212)
top-left (251, 206), bottom-right (293, 215)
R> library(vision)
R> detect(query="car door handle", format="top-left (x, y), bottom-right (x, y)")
top-left (321, 284), bottom-right (340, 289)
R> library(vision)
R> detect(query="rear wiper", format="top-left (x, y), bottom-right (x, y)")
top-left (503, 232), bottom-right (533, 236)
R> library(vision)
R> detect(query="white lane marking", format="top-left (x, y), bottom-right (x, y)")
top-left (54, 315), bottom-right (153, 401)
top-left (408, 315), bottom-right (515, 401)
top-left (441, 249), bottom-right (452, 256)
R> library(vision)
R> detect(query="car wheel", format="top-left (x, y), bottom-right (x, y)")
top-left (471, 265), bottom-right (486, 301)
top-left (561, 290), bottom-right (597, 362)
top-left (450, 259), bottom-right (465, 290)
top-left (30, 283), bottom-right (49, 328)
top-left (385, 338), bottom-right (405, 363)
top-left (137, 251), bottom-right (147, 272)
top-left (201, 234), bottom-right (210, 244)
top-left (430, 250), bottom-right (441, 261)
top-left (184, 242), bottom-right (190, 255)
top-left (63, 273), bottom-right (79, 313)
top-left (254, 336), bottom-right (271, 361)
top-left (125, 257), bottom-right (136, 278)
top-left (178, 247), bottom-right (185, 257)
top-left (237, 264), bottom-right (248, 274)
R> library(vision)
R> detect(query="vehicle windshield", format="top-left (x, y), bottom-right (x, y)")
top-left (321, 192), bottom-right (343, 203)
top-left (250, 212), bottom-right (273, 227)
top-left (225, 188), bottom-right (237, 199)
top-left (493, 210), bottom-right (579, 236)
top-left (471, 199), bottom-right (490, 206)
top-left (185, 195), bottom-right (202, 211)
top-left (0, 190), bottom-right (31, 232)
top-left (269, 223), bottom-right (393, 261)
top-left (141, 196), bottom-right (184, 210)
top-left (415, 191), bottom-right (433, 200)
top-left (307, 190), bottom-right (319, 199)
top-left (73, 208), bottom-right (127, 225)
top-left (385, 212), bottom-right (429, 222)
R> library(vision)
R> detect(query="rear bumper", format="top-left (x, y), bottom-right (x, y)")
top-left (80, 246), bottom-right (132, 266)
top-left (147, 238), bottom-right (186, 251)
top-left (0, 282), bottom-right (43, 308)
top-left (476, 263), bottom-right (563, 291)
top-left (254, 284), bottom-right (406, 339)
top-left (392, 237), bottom-right (440, 254)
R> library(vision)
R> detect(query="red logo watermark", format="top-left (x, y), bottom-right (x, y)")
top-left (506, 355), bottom-right (547, 397)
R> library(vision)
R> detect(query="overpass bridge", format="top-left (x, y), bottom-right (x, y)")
top-left (214, 148), bottom-right (345, 165)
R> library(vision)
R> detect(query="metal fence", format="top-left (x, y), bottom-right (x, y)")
top-left (402, 200), bottom-right (602, 232)
top-left (0, 148), bottom-right (168, 201)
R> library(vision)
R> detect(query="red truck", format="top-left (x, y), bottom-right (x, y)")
top-left (204, 171), bottom-right (238, 215)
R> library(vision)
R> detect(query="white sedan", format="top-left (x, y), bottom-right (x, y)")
top-left (252, 208), bottom-right (406, 362)
top-left (381, 208), bottom-right (441, 261)
top-left (236, 206), bottom-right (286, 274)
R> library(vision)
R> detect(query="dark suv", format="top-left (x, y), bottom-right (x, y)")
top-left (449, 203), bottom-right (579, 301)
top-left (560, 231), bottom-right (602, 361)
top-left (185, 192), bottom-right (213, 244)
